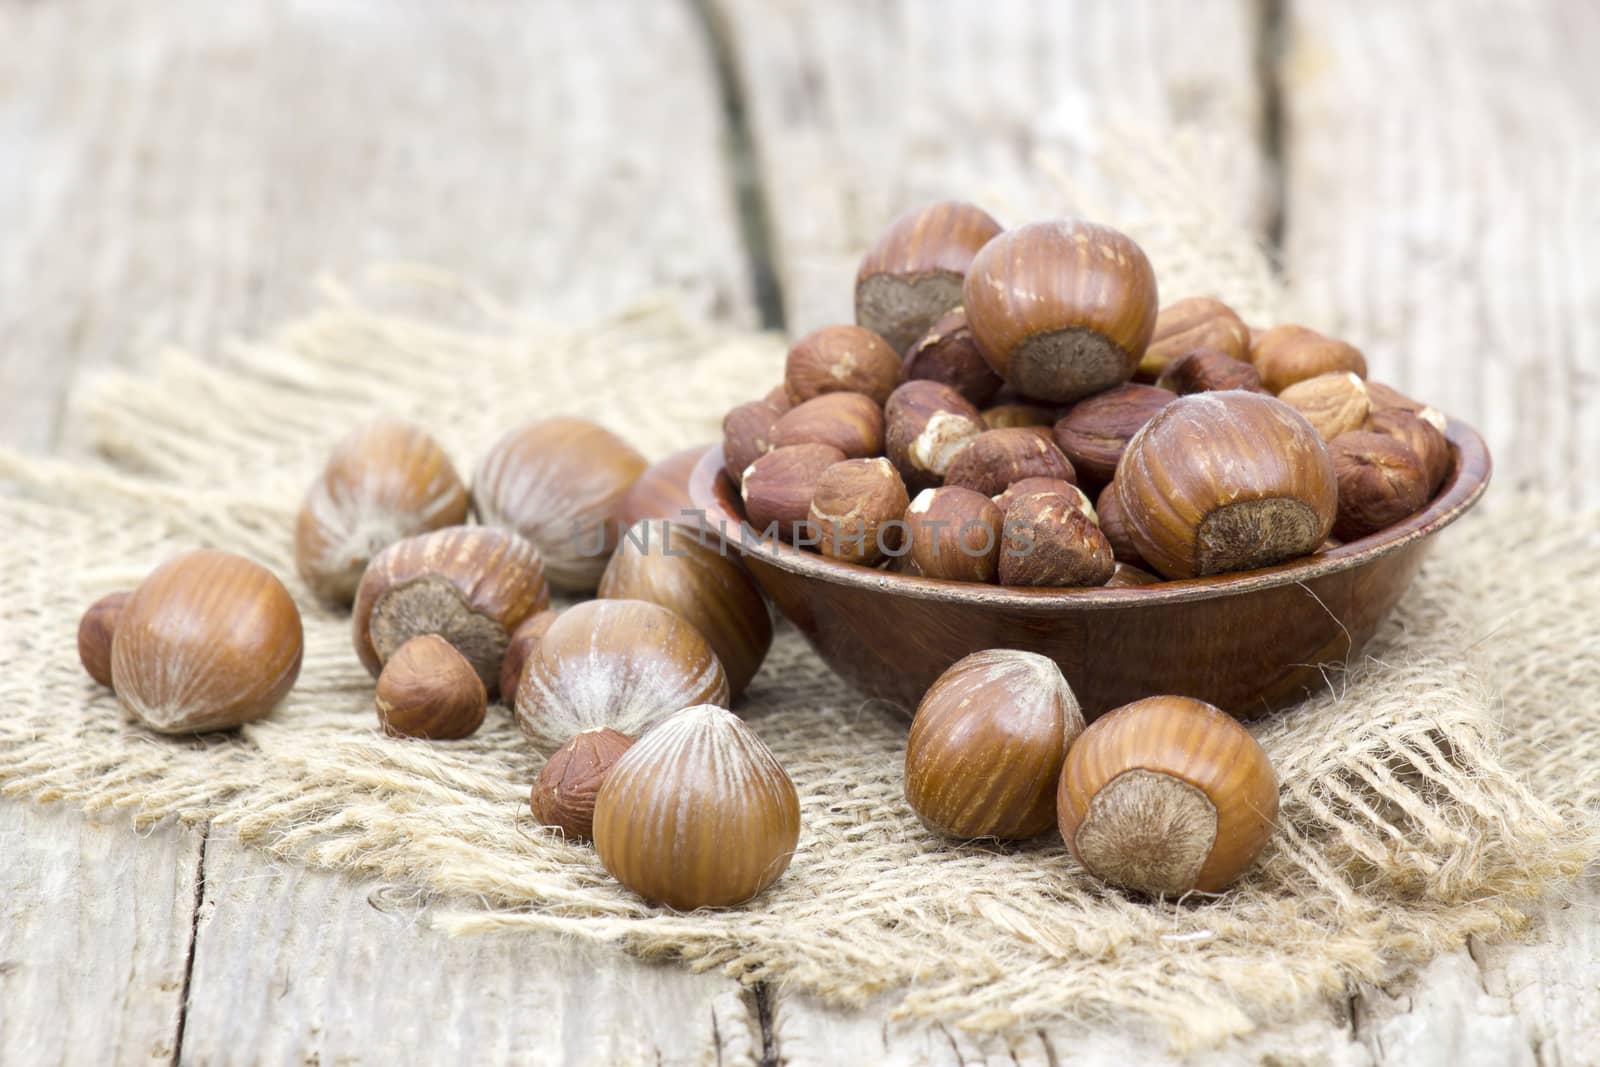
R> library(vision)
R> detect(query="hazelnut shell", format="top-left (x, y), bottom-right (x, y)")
top-left (855, 200), bottom-right (1004, 353)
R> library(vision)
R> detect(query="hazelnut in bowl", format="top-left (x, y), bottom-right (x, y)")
top-left (686, 416), bottom-right (1490, 719)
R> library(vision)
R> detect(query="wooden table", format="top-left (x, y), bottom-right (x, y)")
top-left (2, 2), bottom-right (1596, 1063)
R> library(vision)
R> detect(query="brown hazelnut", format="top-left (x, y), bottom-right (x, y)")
top-left (78, 591), bottom-right (130, 688)
top-left (516, 599), bottom-right (730, 752)
top-left (1058, 695), bottom-right (1278, 897)
top-left (1105, 562), bottom-right (1161, 587)
top-left (1051, 383), bottom-right (1176, 487)
top-left (600, 522), bottom-right (772, 698)
top-left (944, 428), bottom-right (1076, 497)
top-left (294, 419), bottom-right (471, 606)
top-left (806, 458), bottom-right (910, 566)
top-left (784, 325), bottom-right (904, 406)
top-left (113, 551), bottom-right (304, 734)
top-left (530, 727), bottom-right (635, 841)
top-left (999, 491), bottom-right (1115, 587)
top-left (1154, 348), bottom-right (1266, 395)
top-left (740, 444), bottom-right (848, 541)
top-left (855, 200), bottom-right (1004, 353)
top-left (992, 477), bottom-right (1090, 519)
top-left (1329, 432), bottom-right (1432, 541)
top-left (593, 704), bottom-right (800, 909)
top-left (1137, 297), bottom-right (1251, 381)
top-left (905, 650), bottom-right (1085, 840)
top-left (375, 634), bottom-right (486, 740)
top-left (1365, 381), bottom-right (1447, 432)
top-left (1366, 409), bottom-right (1450, 495)
top-left (904, 487), bottom-right (1003, 583)
top-left (619, 446), bottom-right (710, 529)
top-left (1250, 325), bottom-right (1368, 394)
top-left (763, 384), bottom-right (795, 414)
top-left (884, 380), bottom-right (986, 491)
top-left (473, 417), bottom-right (647, 592)
top-left (770, 392), bottom-right (885, 458)
top-left (1115, 393), bottom-right (1337, 579)
top-left (1094, 482), bottom-right (1146, 567)
top-left (1277, 372), bottom-right (1372, 440)
top-left (981, 402), bottom-right (1058, 432)
top-left (902, 308), bottom-right (1004, 407)
top-left (722, 400), bottom-right (782, 487)
top-left (498, 609), bottom-right (560, 707)
top-left (353, 526), bottom-right (551, 692)
top-left (963, 220), bottom-right (1159, 402)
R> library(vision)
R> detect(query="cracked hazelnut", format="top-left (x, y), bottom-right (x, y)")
top-left (1278, 372), bottom-right (1372, 441)
top-left (723, 400), bottom-right (782, 487)
top-left (904, 487), bottom-right (1003, 583)
top-left (999, 491), bottom-right (1115, 587)
top-left (1329, 432), bottom-right (1432, 541)
top-left (1366, 409), bottom-right (1450, 495)
top-left (530, 727), bottom-right (635, 842)
top-left (902, 308), bottom-right (1004, 407)
top-left (784, 325), bottom-right (903, 406)
top-left (375, 634), bottom-right (486, 740)
top-left (1154, 348), bottom-right (1265, 395)
top-left (944, 428), bottom-right (1076, 497)
top-left (78, 591), bottom-right (130, 688)
top-left (884, 380), bottom-right (986, 491)
top-left (1058, 695), bottom-right (1278, 897)
top-left (741, 443), bottom-right (847, 541)
top-left (806, 458), bottom-right (910, 566)
top-left (964, 220), bottom-right (1159, 402)
top-left (1250, 325), bottom-right (1368, 394)
top-left (1115, 392), bottom-right (1337, 579)
top-left (1138, 297), bottom-right (1251, 381)
top-left (855, 200), bottom-right (1004, 353)
top-left (1050, 384), bottom-right (1175, 488)
top-left (771, 391), bottom-right (885, 458)
top-left (905, 650), bottom-right (1085, 840)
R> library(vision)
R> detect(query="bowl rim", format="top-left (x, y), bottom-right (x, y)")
top-left (685, 417), bottom-right (1491, 612)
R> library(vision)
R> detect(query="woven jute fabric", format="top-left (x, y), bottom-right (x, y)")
top-left (3, 232), bottom-right (1596, 1049)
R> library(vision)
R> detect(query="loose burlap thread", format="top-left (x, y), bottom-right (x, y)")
top-left (3, 199), bottom-right (1597, 1051)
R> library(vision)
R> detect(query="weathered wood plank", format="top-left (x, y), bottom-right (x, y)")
top-left (0, 800), bottom-right (203, 1066)
top-left (0, 0), bottom-right (753, 453)
top-left (1279, 0), bottom-right (1600, 507)
top-left (176, 831), bottom-right (761, 1067)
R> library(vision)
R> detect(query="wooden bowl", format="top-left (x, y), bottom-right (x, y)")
top-left (687, 421), bottom-right (1490, 719)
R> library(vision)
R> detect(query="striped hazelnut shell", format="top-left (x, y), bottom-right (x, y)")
top-left (498, 609), bottom-right (560, 707)
top-left (593, 704), bottom-right (800, 909)
top-left (962, 220), bottom-right (1159, 403)
top-left (112, 550), bottom-right (304, 734)
top-left (1058, 695), bottom-right (1279, 897)
top-left (1114, 392), bottom-right (1337, 580)
top-left (905, 650), bottom-right (1085, 840)
top-left (294, 418), bottom-right (470, 606)
top-left (855, 200), bottom-right (1004, 353)
top-left (515, 599), bottom-right (730, 753)
top-left (618, 445), bottom-right (711, 529)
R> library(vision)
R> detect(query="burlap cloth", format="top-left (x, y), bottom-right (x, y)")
top-left (3, 208), bottom-right (1597, 1051)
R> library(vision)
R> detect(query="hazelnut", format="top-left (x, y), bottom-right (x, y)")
top-left (806, 458), bottom-right (911, 566)
top-left (1050, 383), bottom-right (1175, 487)
top-left (981, 402), bottom-right (1058, 433)
top-left (999, 491), bottom-right (1115, 587)
top-left (1249, 325), bottom-right (1368, 394)
top-left (902, 308), bottom-right (1004, 407)
top-left (784, 325), bottom-right (903, 406)
top-left (352, 526), bottom-right (550, 692)
top-left (1365, 381), bottom-right (1447, 432)
top-left (1058, 695), bottom-right (1278, 897)
top-left (944, 428), bottom-right (1076, 497)
top-left (1093, 482), bottom-right (1146, 567)
top-left (1366, 408), bottom-right (1450, 495)
top-left (722, 400), bottom-right (782, 487)
top-left (77, 591), bottom-right (130, 688)
top-left (593, 704), bottom-right (800, 909)
top-left (619, 445), bottom-right (710, 528)
top-left (1329, 432), bottom-right (1431, 541)
top-left (1277, 371), bottom-right (1371, 440)
top-left (770, 391), bottom-right (885, 458)
top-left (112, 550), bottom-right (303, 734)
top-left (763, 384), bottom-right (795, 413)
top-left (294, 419), bottom-right (471, 606)
top-left (855, 200), bottom-right (1004, 353)
top-left (904, 487), bottom-right (1003, 583)
top-left (1105, 562), bottom-right (1161, 587)
top-left (1137, 297), bottom-right (1251, 381)
top-left (599, 521), bottom-right (772, 698)
top-left (905, 650), bottom-right (1085, 840)
top-left (992, 477), bottom-right (1093, 521)
top-left (498, 609), bottom-right (560, 707)
top-left (963, 220), bottom-right (1159, 402)
top-left (516, 599), bottom-right (729, 752)
top-left (884, 380), bottom-right (986, 491)
top-left (375, 634), bottom-right (486, 740)
top-left (740, 443), bottom-right (848, 542)
top-left (473, 417), bottom-right (648, 592)
top-left (1154, 348), bottom-right (1266, 395)
top-left (1115, 393), bottom-right (1337, 579)
top-left (530, 727), bottom-right (635, 842)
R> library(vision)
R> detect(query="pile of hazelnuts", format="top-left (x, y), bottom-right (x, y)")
top-left (724, 202), bottom-right (1452, 586)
